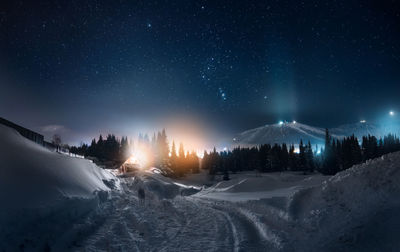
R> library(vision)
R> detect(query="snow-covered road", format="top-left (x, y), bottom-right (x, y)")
top-left (74, 176), bottom-right (279, 252)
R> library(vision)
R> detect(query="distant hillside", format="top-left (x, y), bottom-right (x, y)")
top-left (233, 122), bottom-right (339, 146)
top-left (330, 122), bottom-right (383, 140)
top-left (233, 121), bottom-right (399, 146)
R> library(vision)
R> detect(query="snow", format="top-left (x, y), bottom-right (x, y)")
top-left (287, 152), bottom-right (400, 251)
top-left (1, 122), bottom-right (400, 251)
top-left (77, 151), bottom-right (400, 251)
top-left (0, 124), bottom-right (118, 250)
top-left (330, 121), bottom-right (384, 140)
top-left (233, 121), bottom-right (340, 146)
top-left (194, 172), bottom-right (326, 202)
top-left (234, 120), bottom-right (400, 147)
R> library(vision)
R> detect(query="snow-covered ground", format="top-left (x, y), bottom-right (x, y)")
top-left (1, 123), bottom-right (400, 251)
top-left (0, 124), bottom-right (118, 251)
top-left (193, 172), bottom-right (326, 202)
top-left (77, 154), bottom-right (400, 251)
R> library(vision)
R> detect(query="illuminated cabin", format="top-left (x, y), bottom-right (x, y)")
top-left (120, 156), bottom-right (142, 173)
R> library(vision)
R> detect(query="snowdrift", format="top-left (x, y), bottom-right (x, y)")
top-left (287, 152), bottom-right (400, 251)
top-left (131, 170), bottom-right (201, 200)
top-left (195, 172), bottom-right (326, 202)
top-left (0, 124), bottom-right (117, 250)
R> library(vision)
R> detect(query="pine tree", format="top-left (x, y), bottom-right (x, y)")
top-left (322, 128), bottom-right (337, 175)
top-left (120, 136), bottom-right (130, 162)
top-left (305, 141), bottom-right (315, 172)
top-left (288, 144), bottom-right (298, 171)
top-left (170, 141), bottom-right (178, 175)
top-left (177, 142), bottom-right (186, 176)
top-left (158, 129), bottom-right (170, 170)
top-left (97, 135), bottom-right (104, 160)
top-left (298, 140), bottom-right (307, 171)
top-left (190, 151), bottom-right (200, 173)
top-left (280, 143), bottom-right (289, 170)
top-left (209, 147), bottom-right (218, 175)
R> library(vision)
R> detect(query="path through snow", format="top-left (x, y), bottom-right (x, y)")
top-left (73, 175), bottom-right (281, 252)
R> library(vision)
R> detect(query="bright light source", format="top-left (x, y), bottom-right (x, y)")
top-left (360, 120), bottom-right (366, 123)
top-left (316, 150), bottom-right (321, 155)
top-left (196, 151), bottom-right (204, 159)
top-left (223, 147), bottom-right (228, 151)
top-left (124, 149), bottom-right (149, 168)
top-left (293, 120), bottom-right (296, 124)
top-left (389, 111), bottom-right (395, 116)
top-left (279, 121), bottom-right (284, 125)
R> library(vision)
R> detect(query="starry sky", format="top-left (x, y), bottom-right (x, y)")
top-left (0, 0), bottom-right (399, 147)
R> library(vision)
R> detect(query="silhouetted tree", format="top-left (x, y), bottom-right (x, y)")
top-left (52, 134), bottom-right (62, 152)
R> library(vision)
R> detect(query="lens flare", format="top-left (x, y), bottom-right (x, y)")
top-left (124, 148), bottom-right (150, 168)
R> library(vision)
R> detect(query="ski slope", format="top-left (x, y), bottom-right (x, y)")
top-left (234, 121), bottom-right (400, 146)
top-left (233, 121), bottom-right (334, 146)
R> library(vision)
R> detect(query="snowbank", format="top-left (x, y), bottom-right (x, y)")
top-left (0, 124), bottom-right (117, 250)
top-left (287, 152), bottom-right (400, 251)
top-left (190, 155), bottom-right (400, 250)
top-left (129, 170), bottom-right (201, 199)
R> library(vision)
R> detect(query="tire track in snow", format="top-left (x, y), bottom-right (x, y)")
top-left (78, 177), bottom-right (285, 251)
top-left (219, 211), bottom-right (240, 252)
top-left (193, 198), bottom-right (270, 251)
top-left (196, 197), bottom-right (283, 251)
top-left (237, 208), bottom-right (283, 250)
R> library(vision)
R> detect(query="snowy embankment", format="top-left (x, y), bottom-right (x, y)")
top-left (0, 124), bottom-right (118, 250)
top-left (287, 153), bottom-right (400, 251)
top-left (192, 154), bottom-right (400, 251)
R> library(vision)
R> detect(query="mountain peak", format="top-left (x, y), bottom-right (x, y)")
top-left (234, 121), bottom-right (327, 146)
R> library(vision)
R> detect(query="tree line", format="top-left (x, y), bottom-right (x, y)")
top-left (70, 129), bottom-right (199, 176)
top-left (69, 134), bottom-right (130, 163)
top-left (321, 130), bottom-right (400, 175)
top-left (202, 141), bottom-right (316, 179)
top-left (70, 128), bottom-right (400, 178)
top-left (202, 130), bottom-right (400, 179)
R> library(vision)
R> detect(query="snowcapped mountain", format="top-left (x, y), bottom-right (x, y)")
top-left (233, 121), bottom-right (335, 146)
top-left (233, 121), bottom-right (400, 146)
top-left (330, 122), bottom-right (383, 140)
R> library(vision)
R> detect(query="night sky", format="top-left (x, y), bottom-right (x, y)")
top-left (1, 0), bottom-right (399, 147)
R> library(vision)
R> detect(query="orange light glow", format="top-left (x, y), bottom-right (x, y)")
top-left (124, 145), bottom-right (151, 168)
top-left (163, 117), bottom-right (210, 156)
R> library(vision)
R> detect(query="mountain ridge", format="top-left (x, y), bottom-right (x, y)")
top-left (233, 121), bottom-right (397, 146)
